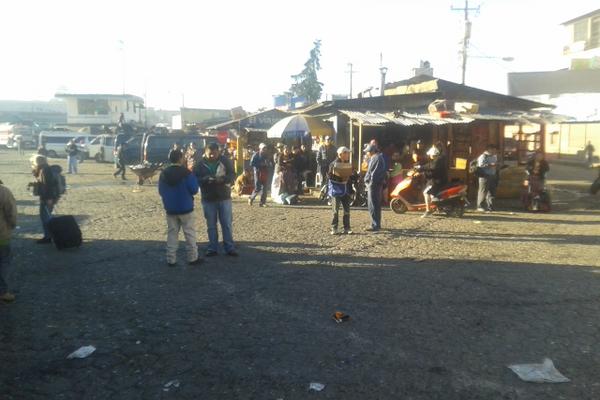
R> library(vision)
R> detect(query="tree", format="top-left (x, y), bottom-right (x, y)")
top-left (289, 40), bottom-right (323, 105)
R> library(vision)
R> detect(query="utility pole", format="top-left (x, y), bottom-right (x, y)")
top-left (452, 0), bottom-right (480, 84)
top-left (379, 53), bottom-right (388, 97)
top-left (345, 63), bottom-right (357, 99)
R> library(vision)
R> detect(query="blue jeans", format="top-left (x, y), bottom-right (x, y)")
top-left (0, 245), bottom-right (10, 295)
top-left (367, 184), bottom-right (383, 230)
top-left (202, 199), bottom-right (235, 253)
top-left (40, 202), bottom-right (54, 239)
top-left (250, 171), bottom-right (267, 205)
top-left (67, 155), bottom-right (78, 174)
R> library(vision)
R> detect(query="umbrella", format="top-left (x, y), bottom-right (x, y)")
top-left (267, 115), bottom-right (334, 139)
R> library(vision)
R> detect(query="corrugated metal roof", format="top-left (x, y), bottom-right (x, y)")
top-left (338, 110), bottom-right (473, 126)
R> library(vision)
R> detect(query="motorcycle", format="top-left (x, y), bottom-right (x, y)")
top-left (320, 171), bottom-right (367, 207)
top-left (389, 169), bottom-right (468, 217)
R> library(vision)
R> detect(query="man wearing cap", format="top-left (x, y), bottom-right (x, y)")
top-left (249, 143), bottom-right (270, 207)
top-left (328, 147), bottom-right (353, 235)
top-left (364, 144), bottom-right (386, 231)
top-left (194, 142), bottom-right (238, 257)
top-left (316, 136), bottom-right (337, 188)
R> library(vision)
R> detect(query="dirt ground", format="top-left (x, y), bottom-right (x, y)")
top-left (1, 149), bottom-right (599, 399)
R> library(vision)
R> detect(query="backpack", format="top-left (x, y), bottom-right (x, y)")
top-left (50, 165), bottom-right (66, 197)
top-left (469, 159), bottom-right (484, 178)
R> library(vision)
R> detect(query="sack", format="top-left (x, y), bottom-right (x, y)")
top-left (47, 215), bottom-right (82, 250)
top-left (469, 159), bottom-right (484, 178)
top-left (329, 180), bottom-right (348, 197)
top-left (50, 165), bottom-right (66, 197)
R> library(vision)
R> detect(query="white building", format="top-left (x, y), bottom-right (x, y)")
top-left (55, 93), bottom-right (144, 126)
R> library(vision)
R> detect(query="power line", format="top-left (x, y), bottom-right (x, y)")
top-left (451, 0), bottom-right (480, 84)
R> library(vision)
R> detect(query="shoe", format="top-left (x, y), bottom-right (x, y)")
top-left (167, 262), bottom-right (177, 267)
top-left (226, 251), bottom-right (239, 257)
top-left (205, 250), bottom-right (218, 257)
top-left (113, 174), bottom-right (117, 179)
top-left (330, 228), bottom-right (338, 235)
top-left (36, 238), bottom-right (51, 244)
top-left (421, 211), bottom-right (433, 218)
top-left (0, 292), bottom-right (15, 303)
top-left (248, 198), bottom-right (253, 206)
top-left (476, 208), bottom-right (486, 212)
top-left (364, 227), bottom-right (380, 232)
top-left (121, 177), bottom-right (127, 181)
top-left (344, 229), bottom-right (353, 235)
top-left (188, 258), bottom-right (204, 265)
top-left (259, 203), bottom-right (267, 208)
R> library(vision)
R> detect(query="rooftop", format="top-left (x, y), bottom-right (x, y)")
top-left (561, 8), bottom-right (600, 26)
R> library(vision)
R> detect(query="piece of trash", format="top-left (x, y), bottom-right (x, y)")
top-left (164, 380), bottom-right (180, 388)
top-left (309, 382), bottom-right (325, 391)
top-left (136, 340), bottom-right (141, 345)
top-left (16, 226), bottom-right (20, 229)
top-left (67, 345), bottom-right (96, 359)
top-left (473, 220), bottom-right (482, 224)
top-left (509, 212), bottom-right (516, 215)
top-left (508, 358), bottom-right (570, 383)
top-left (332, 312), bottom-right (350, 323)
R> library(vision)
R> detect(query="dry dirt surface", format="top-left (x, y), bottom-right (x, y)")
top-left (1, 150), bottom-right (599, 399)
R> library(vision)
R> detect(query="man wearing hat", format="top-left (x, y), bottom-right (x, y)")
top-left (363, 144), bottom-right (386, 231)
top-left (316, 136), bottom-right (337, 188)
top-left (194, 142), bottom-right (238, 257)
top-left (249, 143), bottom-right (271, 207)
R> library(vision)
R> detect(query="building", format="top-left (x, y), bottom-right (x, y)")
top-left (0, 100), bottom-right (66, 127)
top-left (171, 107), bottom-right (233, 131)
top-left (302, 75), bottom-right (556, 198)
top-left (54, 93), bottom-right (144, 128)
top-left (507, 8), bottom-right (600, 161)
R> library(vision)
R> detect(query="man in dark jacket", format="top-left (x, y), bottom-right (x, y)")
top-left (31, 155), bottom-right (59, 244)
top-left (364, 144), bottom-right (386, 231)
top-left (113, 142), bottom-right (127, 180)
top-left (65, 139), bottom-right (79, 174)
top-left (316, 136), bottom-right (337, 187)
top-left (249, 143), bottom-right (270, 207)
top-left (420, 146), bottom-right (448, 218)
top-left (0, 179), bottom-right (17, 302)
top-left (194, 142), bottom-right (238, 257)
top-left (158, 149), bottom-right (202, 267)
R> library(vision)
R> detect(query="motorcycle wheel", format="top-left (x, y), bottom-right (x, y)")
top-left (390, 198), bottom-right (408, 214)
top-left (444, 201), bottom-right (465, 218)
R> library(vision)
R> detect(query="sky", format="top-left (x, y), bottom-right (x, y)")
top-left (0, 0), bottom-right (597, 111)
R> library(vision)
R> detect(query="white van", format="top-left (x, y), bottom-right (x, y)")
top-left (88, 134), bottom-right (117, 163)
top-left (39, 131), bottom-right (91, 160)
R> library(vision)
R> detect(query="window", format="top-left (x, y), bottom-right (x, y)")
top-left (89, 137), bottom-right (100, 145)
top-left (574, 20), bottom-right (588, 42)
top-left (106, 137), bottom-right (115, 146)
top-left (77, 99), bottom-right (110, 115)
top-left (590, 17), bottom-right (600, 49)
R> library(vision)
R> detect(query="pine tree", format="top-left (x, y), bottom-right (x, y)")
top-left (290, 40), bottom-right (323, 104)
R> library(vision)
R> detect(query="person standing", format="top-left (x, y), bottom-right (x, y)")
top-left (31, 155), bottom-right (59, 244)
top-left (16, 136), bottom-right (24, 156)
top-left (194, 142), bottom-right (238, 257)
top-left (585, 141), bottom-right (595, 165)
top-left (364, 144), bottom-right (386, 232)
top-left (477, 144), bottom-right (499, 212)
top-left (0, 179), bottom-right (17, 303)
top-left (249, 143), bottom-right (270, 207)
top-left (158, 149), bottom-right (202, 267)
top-left (65, 139), bottom-right (79, 175)
top-left (113, 142), bottom-right (127, 180)
top-left (328, 147), bottom-right (353, 235)
top-left (316, 136), bottom-right (337, 187)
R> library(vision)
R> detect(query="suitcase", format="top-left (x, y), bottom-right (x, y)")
top-left (48, 215), bottom-right (82, 250)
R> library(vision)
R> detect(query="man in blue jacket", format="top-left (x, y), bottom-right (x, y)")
top-left (158, 149), bottom-right (202, 267)
top-left (364, 144), bottom-right (386, 232)
top-left (249, 143), bottom-right (270, 207)
top-left (194, 142), bottom-right (238, 257)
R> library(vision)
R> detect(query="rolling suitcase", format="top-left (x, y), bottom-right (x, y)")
top-left (48, 215), bottom-right (82, 250)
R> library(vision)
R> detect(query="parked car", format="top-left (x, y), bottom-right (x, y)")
top-left (120, 135), bottom-right (144, 165)
top-left (39, 131), bottom-right (91, 160)
top-left (142, 134), bottom-right (211, 163)
top-left (88, 134), bottom-right (117, 163)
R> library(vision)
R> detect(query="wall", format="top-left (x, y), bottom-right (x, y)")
top-left (546, 122), bottom-right (600, 161)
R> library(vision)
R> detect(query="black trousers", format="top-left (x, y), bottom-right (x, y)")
top-left (114, 162), bottom-right (126, 178)
top-left (331, 194), bottom-right (351, 230)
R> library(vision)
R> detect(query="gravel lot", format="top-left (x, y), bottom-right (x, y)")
top-left (1, 150), bottom-right (599, 399)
